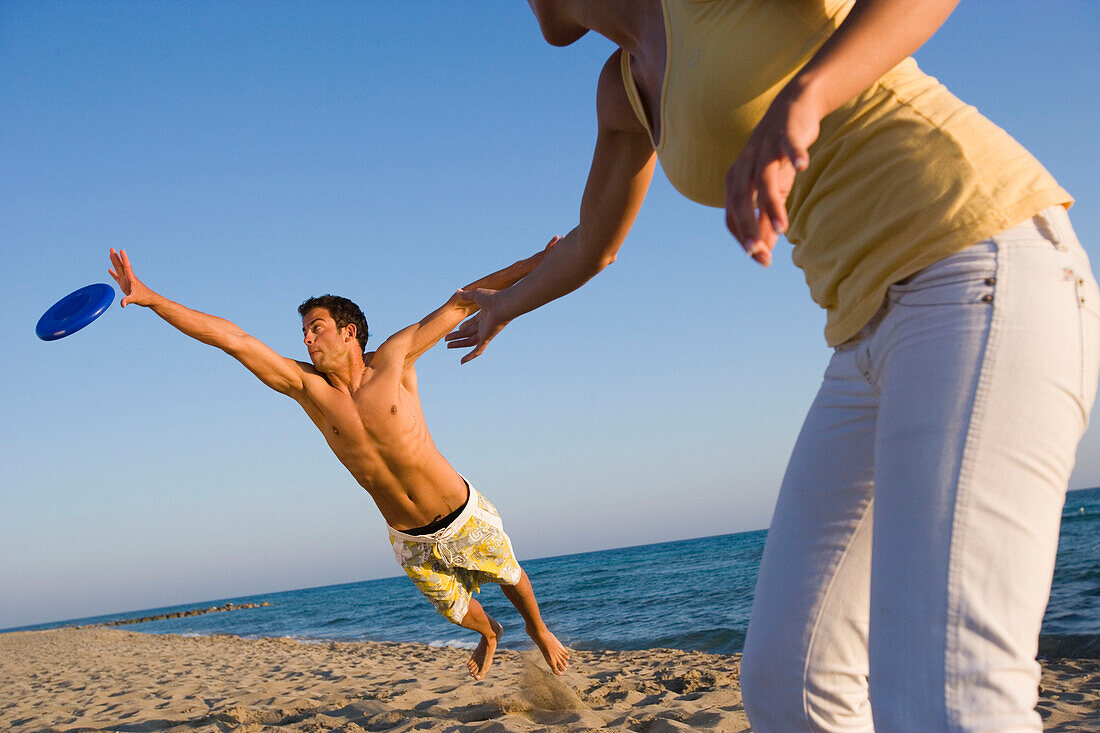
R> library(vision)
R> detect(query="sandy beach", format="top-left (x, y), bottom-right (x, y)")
top-left (2, 627), bottom-right (1097, 732)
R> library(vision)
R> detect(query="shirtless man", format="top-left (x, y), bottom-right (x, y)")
top-left (107, 245), bottom-right (568, 681)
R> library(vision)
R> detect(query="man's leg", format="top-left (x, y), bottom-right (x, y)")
top-left (397, 556), bottom-right (504, 681)
top-left (501, 570), bottom-right (570, 674)
top-left (458, 597), bottom-right (503, 681)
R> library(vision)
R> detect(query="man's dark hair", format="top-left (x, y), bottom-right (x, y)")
top-left (298, 295), bottom-right (370, 352)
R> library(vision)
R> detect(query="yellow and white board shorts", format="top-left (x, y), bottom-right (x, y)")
top-left (388, 483), bottom-right (522, 625)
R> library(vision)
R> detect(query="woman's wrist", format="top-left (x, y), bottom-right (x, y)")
top-left (779, 69), bottom-right (832, 124)
top-left (492, 285), bottom-right (522, 325)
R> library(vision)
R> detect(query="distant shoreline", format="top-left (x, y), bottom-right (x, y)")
top-left (85, 600), bottom-right (272, 628)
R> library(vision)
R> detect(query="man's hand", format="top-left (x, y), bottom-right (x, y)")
top-left (444, 288), bottom-right (508, 364)
top-left (503, 235), bottom-right (560, 278)
top-left (108, 249), bottom-right (158, 307)
top-left (724, 85), bottom-right (821, 267)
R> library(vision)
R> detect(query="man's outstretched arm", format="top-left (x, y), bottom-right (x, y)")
top-left (378, 237), bottom-right (559, 366)
top-left (109, 249), bottom-right (308, 396)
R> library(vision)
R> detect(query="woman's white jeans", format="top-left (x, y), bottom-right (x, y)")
top-left (741, 207), bottom-right (1099, 732)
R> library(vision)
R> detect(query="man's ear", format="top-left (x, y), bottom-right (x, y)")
top-left (343, 323), bottom-right (357, 344)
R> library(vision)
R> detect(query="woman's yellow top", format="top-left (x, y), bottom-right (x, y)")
top-left (621, 0), bottom-right (1072, 345)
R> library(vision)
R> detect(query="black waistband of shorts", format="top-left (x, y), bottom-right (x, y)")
top-left (402, 482), bottom-right (471, 536)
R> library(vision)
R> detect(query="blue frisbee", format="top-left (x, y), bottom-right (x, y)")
top-left (36, 283), bottom-right (115, 341)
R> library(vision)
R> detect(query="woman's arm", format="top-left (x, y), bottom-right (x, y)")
top-left (725, 0), bottom-right (962, 264)
top-left (446, 50), bottom-right (657, 363)
top-left (373, 237), bottom-right (559, 368)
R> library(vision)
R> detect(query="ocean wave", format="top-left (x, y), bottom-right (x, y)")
top-left (564, 627), bottom-right (747, 656)
top-left (1039, 633), bottom-right (1100, 660)
top-left (426, 638), bottom-right (478, 650)
top-left (318, 616), bottom-right (355, 627)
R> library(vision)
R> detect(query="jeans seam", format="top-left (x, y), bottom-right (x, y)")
top-left (1073, 275), bottom-right (1098, 423)
top-left (801, 499), bottom-right (874, 726)
top-left (943, 245), bottom-right (1002, 732)
top-left (887, 300), bottom-right (993, 308)
top-left (1078, 277), bottom-right (1087, 410)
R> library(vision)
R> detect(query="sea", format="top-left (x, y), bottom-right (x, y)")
top-left (6, 487), bottom-right (1099, 659)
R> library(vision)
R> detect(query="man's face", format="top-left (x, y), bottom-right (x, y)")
top-left (301, 307), bottom-right (353, 371)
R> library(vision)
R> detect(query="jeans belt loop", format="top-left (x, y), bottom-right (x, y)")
top-left (1036, 208), bottom-right (1065, 249)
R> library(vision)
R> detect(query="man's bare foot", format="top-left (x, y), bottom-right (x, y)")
top-left (467, 618), bottom-right (503, 681)
top-left (529, 626), bottom-right (570, 675)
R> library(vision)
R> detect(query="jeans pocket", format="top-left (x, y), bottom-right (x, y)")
top-left (887, 245), bottom-right (998, 308)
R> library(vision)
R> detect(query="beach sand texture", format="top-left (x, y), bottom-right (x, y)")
top-left (2, 627), bottom-right (1097, 732)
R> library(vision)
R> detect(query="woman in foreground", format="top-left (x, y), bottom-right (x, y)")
top-left (445, 1), bottom-right (1098, 730)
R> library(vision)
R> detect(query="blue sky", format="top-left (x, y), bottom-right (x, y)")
top-left (2, 1), bottom-right (1098, 630)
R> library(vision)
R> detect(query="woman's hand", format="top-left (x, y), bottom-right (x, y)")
top-left (724, 84), bottom-right (824, 266)
top-left (725, 0), bottom-right (962, 266)
top-left (445, 289), bottom-right (510, 364)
